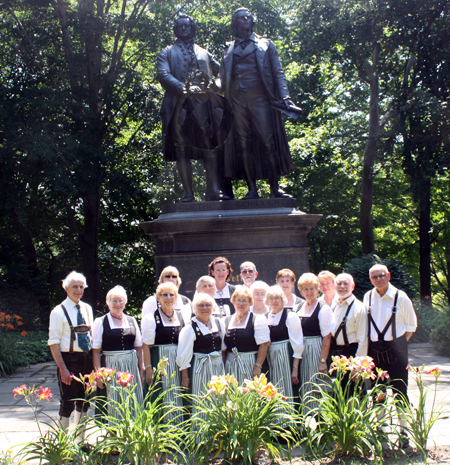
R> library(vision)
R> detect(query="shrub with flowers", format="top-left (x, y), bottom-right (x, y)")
top-left (85, 359), bottom-right (186, 465)
top-left (12, 384), bottom-right (83, 465)
top-left (302, 356), bottom-right (397, 462)
top-left (397, 365), bottom-right (449, 457)
top-left (190, 373), bottom-right (297, 464)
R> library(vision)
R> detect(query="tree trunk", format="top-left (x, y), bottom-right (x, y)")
top-left (419, 176), bottom-right (432, 303)
top-left (80, 195), bottom-right (102, 313)
top-left (360, 43), bottom-right (380, 254)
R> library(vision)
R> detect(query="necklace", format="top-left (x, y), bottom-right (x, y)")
top-left (160, 307), bottom-right (175, 322)
top-left (110, 313), bottom-right (124, 320)
top-left (236, 313), bottom-right (246, 324)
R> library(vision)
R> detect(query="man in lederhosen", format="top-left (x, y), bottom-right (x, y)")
top-left (48, 271), bottom-right (93, 443)
top-left (363, 264), bottom-right (417, 447)
top-left (331, 273), bottom-right (367, 395)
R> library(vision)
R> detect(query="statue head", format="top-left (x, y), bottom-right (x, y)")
top-left (173, 14), bottom-right (197, 41)
top-left (231, 8), bottom-right (254, 36)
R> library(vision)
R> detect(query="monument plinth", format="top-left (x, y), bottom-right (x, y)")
top-left (139, 198), bottom-right (322, 299)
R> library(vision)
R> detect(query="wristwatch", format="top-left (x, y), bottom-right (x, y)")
top-left (320, 358), bottom-right (326, 363)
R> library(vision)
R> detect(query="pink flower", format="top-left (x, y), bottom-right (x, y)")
top-left (35, 387), bottom-right (53, 402)
top-left (95, 367), bottom-right (114, 384)
top-left (117, 371), bottom-right (134, 387)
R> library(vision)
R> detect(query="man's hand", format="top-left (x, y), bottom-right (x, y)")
top-left (60, 367), bottom-right (72, 385)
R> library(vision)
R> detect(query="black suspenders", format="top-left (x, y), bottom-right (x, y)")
top-left (368, 290), bottom-right (399, 342)
top-left (333, 300), bottom-right (355, 346)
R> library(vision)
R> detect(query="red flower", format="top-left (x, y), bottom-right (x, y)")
top-left (21, 331), bottom-right (28, 337)
top-left (13, 384), bottom-right (27, 398)
top-left (6, 323), bottom-right (14, 330)
top-left (427, 367), bottom-right (440, 375)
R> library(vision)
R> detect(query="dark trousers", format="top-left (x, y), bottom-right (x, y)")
top-left (58, 351), bottom-right (93, 417)
top-left (368, 334), bottom-right (409, 404)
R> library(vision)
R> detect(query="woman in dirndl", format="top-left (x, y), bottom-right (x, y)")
top-left (223, 286), bottom-right (270, 384)
top-left (141, 282), bottom-right (186, 416)
top-left (295, 273), bottom-right (334, 415)
top-left (176, 293), bottom-right (225, 396)
top-left (265, 285), bottom-right (303, 405)
top-left (92, 286), bottom-right (144, 418)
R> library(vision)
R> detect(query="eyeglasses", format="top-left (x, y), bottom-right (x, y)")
top-left (164, 275), bottom-right (178, 279)
top-left (198, 304), bottom-right (213, 309)
top-left (235, 299), bottom-right (249, 304)
top-left (267, 296), bottom-right (282, 301)
top-left (161, 293), bottom-right (175, 298)
top-left (371, 273), bottom-right (387, 280)
top-left (111, 300), bottom-right (125, 305)
top-left (241, 269), bottom-right (255, 275)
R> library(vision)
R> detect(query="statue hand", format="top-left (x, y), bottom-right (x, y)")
top-left (189, 86), bottom-right (202, 93)
top-left (283, 99), bottom-right (294, 109)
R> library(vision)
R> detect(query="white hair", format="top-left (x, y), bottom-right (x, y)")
top-left (192, 293), bottom-right (215, 315)
top-left (250, 281), bottom-right (269, 293)
top-left (62, 271), bottom-right (87, 290)
top-left (335, 273), bottom-right (354, 285)
top-left (240, 261), bottom-right (256, 272)
top-left (265, 285), bottom-right (288, 306)
top-left (196, 275), bottom-right (215, 291)
top-left (106, 285), bottom-right (127, 304)
top-left (369, 264), bottom-right (389, 276)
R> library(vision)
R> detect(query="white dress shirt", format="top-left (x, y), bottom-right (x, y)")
top-left (363, 284), bottom-right (417, 342)
top-left (48, 297), bottom-right (94, 352)
top-left (332, 294), bottom-right (368, 357)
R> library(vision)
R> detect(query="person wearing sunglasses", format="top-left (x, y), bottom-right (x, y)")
top-left (240, 261), bottom-right (258, 288)
top-left (177, 293), bottom-right (225, 398)
top-left (142, 266), bottom-right (192, 322)
top-left (141, 282), bottom-right (186, 418)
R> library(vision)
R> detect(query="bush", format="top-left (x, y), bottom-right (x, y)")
top-left (430, 307), bottom-right (450, 356)
top-left (344, 254), bottom-right (417, 301)
top-left (0, 331), bottom-right (52, 377)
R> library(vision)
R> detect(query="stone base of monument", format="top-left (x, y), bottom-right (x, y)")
top-left (139, 198), bottom-right (322, 300)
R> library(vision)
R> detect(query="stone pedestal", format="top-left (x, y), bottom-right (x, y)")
top-left (139, 198), bottom-right (322, 300)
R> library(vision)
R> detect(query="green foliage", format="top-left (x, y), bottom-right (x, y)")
top-left (0, 332), bottom-right (51, 378)
top-left (302, 356), bottom-right (396, 462)
top-left (430, 307), bottom-right (450, 356)
top-left (397, 365), bottom-right (449, 459)
top-left (344, 254), bottom-right (417, 301)
top-left (90, 360), bottom-right (186, 465)
top-left (189, 374), bottom-right (296, 465)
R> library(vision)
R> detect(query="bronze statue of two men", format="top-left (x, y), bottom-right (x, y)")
top-left (157, 8), bottom-right (299, 202)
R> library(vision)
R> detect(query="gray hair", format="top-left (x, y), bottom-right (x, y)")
top-left (106, 285), bottom-right (127, 304)
top-left (250, 280), bottom-right (269, 293)
top-left (369, 264), bottom-right (389, 276)
top-left (192, 293), bottom-right (215, 316)
top-left (62, 271), bottom-right (87, 290)
top-left (265, 285), bottom-right (288, 306)
top-left (240, 261), bottom-right (256, 272)
top-left (196, 275), bottom-right (215, 291)
top-left (335, 273), bottom-right (354, 285)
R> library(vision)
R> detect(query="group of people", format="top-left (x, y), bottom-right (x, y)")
top-left (48, 258), bottom-right (417, 446)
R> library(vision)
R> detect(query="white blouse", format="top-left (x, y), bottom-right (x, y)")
top-left (176, 317), bottom-right (226, 370)
top-left (141, 311), bottom-right (182, 346)
top-left (220, 312), bottom-right (270, 345)
top-left (92, 313), bottom-right (142, 350)
top-left (267, 310), bottom-right (304, 358)
top-left (141, 294), bottom-right (192, 323)
top-left (295, 300), bottom-right (335, 337)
